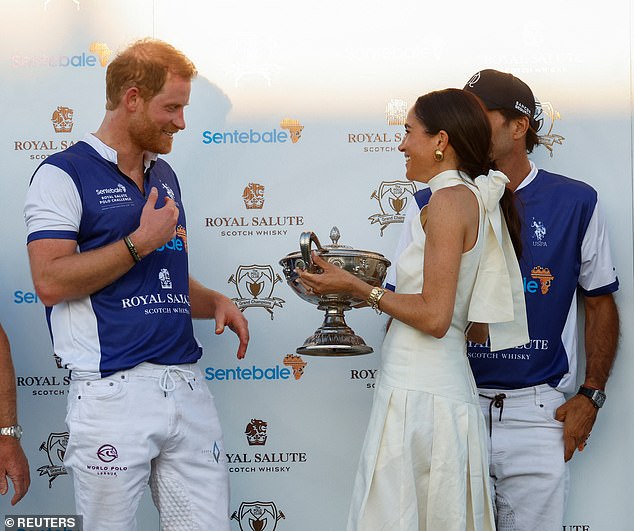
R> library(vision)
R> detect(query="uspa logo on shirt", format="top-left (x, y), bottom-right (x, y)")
top-left (530, 217), bottom-right (547, 246)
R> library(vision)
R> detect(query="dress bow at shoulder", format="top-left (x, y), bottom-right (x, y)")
top-left (468, 170), bottom-right (529, 351)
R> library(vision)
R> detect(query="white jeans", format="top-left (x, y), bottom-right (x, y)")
top-left (64, 362), bottom-right (229, 531)
top-left (478, 384), bottom-right (569, 531)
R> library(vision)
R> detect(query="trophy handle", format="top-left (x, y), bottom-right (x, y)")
top-left (299, 231), bottom-right (325, 272)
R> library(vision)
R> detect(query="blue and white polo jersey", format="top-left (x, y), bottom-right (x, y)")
top-left (386, 163), bottom-right (619, 393)
top-left (24, 134), bottom-right (201, 379)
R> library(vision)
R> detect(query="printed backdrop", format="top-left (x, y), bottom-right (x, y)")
top-left (1, 1), bottom-right (633, 530)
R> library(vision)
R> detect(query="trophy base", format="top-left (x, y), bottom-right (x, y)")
top-left (296, 327), bottom-right (374, 357)
top-left (296, 344), bottom-right (373, 356)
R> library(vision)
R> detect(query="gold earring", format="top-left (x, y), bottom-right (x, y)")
top-left (434, 149), bottom-right (444, 162)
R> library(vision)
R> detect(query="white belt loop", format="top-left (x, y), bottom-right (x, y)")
top-left (533, 385), bottom-right (539, 406)
top-left (159, 365), bottom-right (195, 396)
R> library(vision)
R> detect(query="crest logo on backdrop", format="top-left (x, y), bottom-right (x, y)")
top-left (231, 501), bottom-right (286, 531)
top-left (369, 180), bottom-right (418, 236)
top-left (38, 431), bottom-right (69, 487)
top-left (14, 106), bottom-right (78, 160)
top-left (385, 98), bottom-right (408, 126)
top-left (243, 182), bottom-right (266, 209)
top-left (246, 419), bottom-right (268, 446)
top-left (535, 101), bottom-right (565, 156)
top-left (228, 265), bottom-right (285, 318)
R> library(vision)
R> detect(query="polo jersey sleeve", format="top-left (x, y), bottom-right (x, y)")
top-left (578, 199), bottom-right (619, 296)
top-left (25, 164), bottom-right (82, 243)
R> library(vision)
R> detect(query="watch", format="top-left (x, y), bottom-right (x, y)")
top-left (0, 425), bottom-right (23, 440)
top-left (577, 386), bottom-right (606, 409)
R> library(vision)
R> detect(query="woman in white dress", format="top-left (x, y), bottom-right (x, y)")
top-left (297, 88), bottom-right (528, 531)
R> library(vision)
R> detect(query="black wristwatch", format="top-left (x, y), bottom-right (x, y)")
top-left (577, 386), bottom-right (606, 409)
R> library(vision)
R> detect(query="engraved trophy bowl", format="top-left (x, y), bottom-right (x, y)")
top-left (279, 226), bottom-right (391, 356)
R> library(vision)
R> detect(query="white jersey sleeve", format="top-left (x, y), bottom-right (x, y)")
top-left (25, 164), bottom-right (83, 240)
top-left (578, 199), bottom-right (618, 294)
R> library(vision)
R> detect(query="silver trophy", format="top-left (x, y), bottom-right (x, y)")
top-left (279, 227), bottom-right (391, 356)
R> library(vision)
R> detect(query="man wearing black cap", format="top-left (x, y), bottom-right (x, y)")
top-left (386, 70), bottom-right (620, 530)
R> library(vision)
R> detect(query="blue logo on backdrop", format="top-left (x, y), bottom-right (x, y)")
top-left (14, 290), bottom-right (40, 304)
top-left (205, 365), bottom-right (292, 381)
top-left (202, 128), bottom-right (289, 145)
top-left (202, 118), bottom-right (304, 146)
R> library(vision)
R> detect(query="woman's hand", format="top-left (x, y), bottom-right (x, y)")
top-left (295, 252), bottom-right (369, 299)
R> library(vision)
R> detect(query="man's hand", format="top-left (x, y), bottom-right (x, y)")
top-left (555, 394), bottom-right (598, 461)
top-left (130, 187), bottom-right (179, 256)
top-left (0, 438), bottom-right (30, 505)
top-left (212, 294), bottom-right (249, 360)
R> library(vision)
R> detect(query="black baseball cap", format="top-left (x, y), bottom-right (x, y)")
top-left (464, 69), bottom-right (538, 129)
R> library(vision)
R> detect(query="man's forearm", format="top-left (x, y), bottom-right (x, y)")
top-left (0, 326), bottom-right (18, 426)
top-left (583, 294), bottom-right (619, 389)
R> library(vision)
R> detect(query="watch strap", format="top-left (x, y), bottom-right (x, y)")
top-left (577, 386), bottom-right (606, 408)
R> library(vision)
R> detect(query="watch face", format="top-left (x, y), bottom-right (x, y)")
top-left (579, 387), bottom-right (606, 408)
top-left (593, 391), bottom-right (606, 407)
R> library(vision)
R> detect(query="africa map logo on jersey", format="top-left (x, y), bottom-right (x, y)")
top-left (228, 265), bottom-right (285, 318)
top-left (531, 217), bottom-right (547, 246)
top-left (531, 266), bottom-right (554, 294)
top-left (369, 180), bottom-right (417, 236)
top-left (231, 501), bottom-right (286, 531)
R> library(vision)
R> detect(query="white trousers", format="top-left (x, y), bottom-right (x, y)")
top-left (478, 384), bottom-right (569, 531)
top-left (64, 362), bottom-right (230, 531)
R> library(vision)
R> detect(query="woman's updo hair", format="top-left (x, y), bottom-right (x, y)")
top-left (413, 88), bottom-right (522, 258)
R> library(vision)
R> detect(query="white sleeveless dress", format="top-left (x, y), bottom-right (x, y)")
top-left (347, 170), bottom-right (528, 531)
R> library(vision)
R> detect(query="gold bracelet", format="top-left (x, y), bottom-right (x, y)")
top-left (124, 236), bottom-right (142, 263)
top-left (367, 286), bottom-right (386, 314)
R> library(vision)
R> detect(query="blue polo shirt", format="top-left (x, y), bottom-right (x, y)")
top-left (25, 135), bottom-right (201, 379)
